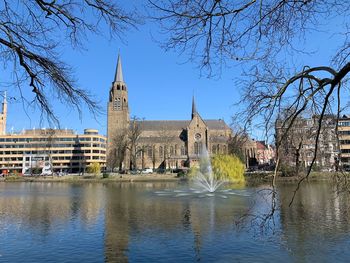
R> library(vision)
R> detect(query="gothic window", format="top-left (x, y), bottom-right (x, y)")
top-left (223, 145), bottom-right (227, 154)
top-left (170, 146), bottom-right (174, 156)
top-left (159, 146), bottom-right (163, 158)
top-left (175, 145), bottom-right (178, 155)
top-left (181, 146), bottom-right (185, 155)
top-left (194, 142), bottom-right (202, 155)
top-left (212, 145), bottom-right (217, 154)
top-left (147, 146), bottom-right (152, 158)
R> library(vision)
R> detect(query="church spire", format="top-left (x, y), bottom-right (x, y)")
top-left (191, 95), bottom-right (197, 119)
top-left (114, 53), bottom-right (124, 82)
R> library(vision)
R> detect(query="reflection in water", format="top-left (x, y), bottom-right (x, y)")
top-left (0, 181), bottom-right (350, 262)
top-left (278, 182), bottom-right (350, 262)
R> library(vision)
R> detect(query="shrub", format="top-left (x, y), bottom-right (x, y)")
top-left (87, 163), bottom-right (101, 175)
top-left (279, 164), bottom-right (295, 177)
top-left (211, 154), bottom-right (245, 184)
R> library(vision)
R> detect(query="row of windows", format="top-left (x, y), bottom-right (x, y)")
top-left (340, 140), bottom-right (350, 144)
top-left (339, 121), bottom-right (350, 127)
top-left (134, 144), bottom-right (228, 158)
top-left (0, 149), bottom-right (106, 155)
top-left (341, 149), bottom-right (350, 153)
top-left (339, 130), bottom-right (350, 135)
top-left (0, 155), bottom-right (107, 163)
top-left (135, 145), bottom-right (188, 159)
top-left (0, 137), bottom-right (106, 143)
top-left (0, 143), bottom-right (106, 149)
top-left (212, 144), bottom-right (227, 154)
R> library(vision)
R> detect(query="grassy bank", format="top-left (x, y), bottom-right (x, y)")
top-left (244, 171), bottom-right (347, 184)
top-left (0, 171), bottom-right (343, 184)
top-left (0, 173), bottom-right (181, 183)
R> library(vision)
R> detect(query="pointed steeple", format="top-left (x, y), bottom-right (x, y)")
top-left (191, 95), bottom-right (197, 119)
top-left (114, 53), bottom-right (124, 82)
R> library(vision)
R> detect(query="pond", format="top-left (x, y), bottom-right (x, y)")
top-left (0, 181), bottom-right (349, 262)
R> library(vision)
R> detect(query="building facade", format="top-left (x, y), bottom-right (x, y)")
top-left (0, 128), bottom-right (106, 174)
top-left (338, 115), bottom-right (350, 170)
top-left (107, 55), bottom-right (232, 170)
top-left (276, 115), bottom-right (338, 170)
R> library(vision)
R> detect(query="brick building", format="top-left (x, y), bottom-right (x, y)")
top-left (107, 55), bottom-right (232, 171)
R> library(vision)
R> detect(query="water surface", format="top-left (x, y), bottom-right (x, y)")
top-left (0, 181), bottom-right (349, 262)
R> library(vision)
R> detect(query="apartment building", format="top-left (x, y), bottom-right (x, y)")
top-left (0, 128), bottom-right (106, 174)
top-left (276, 115), bottom-right (338, 170)
top-left (0, 93), bottom-right (106, 174)
top-left (338, 115), bottom-right (350, 170)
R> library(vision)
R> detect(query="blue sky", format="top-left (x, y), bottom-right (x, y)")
top-left (2, 3), bottom-right (347, 139)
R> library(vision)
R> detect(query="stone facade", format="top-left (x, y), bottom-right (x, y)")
top-left (276, 115), bottom-right (338, 170)
top-left (107, 55), bottom-right (232, 171)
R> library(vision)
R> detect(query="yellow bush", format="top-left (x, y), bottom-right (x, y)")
top-left (87, 163), bottom-right (101, 175)
top-left (211, 154), bottom-right (245, 184)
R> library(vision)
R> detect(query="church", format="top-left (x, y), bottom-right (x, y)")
top-left (107, 55), bottom-right (232, 171)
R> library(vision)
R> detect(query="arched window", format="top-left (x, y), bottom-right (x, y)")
top-left (175, 145), bottom-right (178, 155)
top-left (159, 146), bottom-right (163, 158)
top-left (181, 146), bottom-right (186, 156)
top-left (212, 145), bottom-right (217, 154)
top-left (170, 146), bottom-right (174, 156)
top-left (147, 146), bottom-right (152, 158)
top-left (195, 142), bottom-right (202, 155)
top-left (223, 145), bottom-right (227, 154)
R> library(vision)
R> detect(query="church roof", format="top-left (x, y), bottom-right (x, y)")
top-left (114, 54), bottom-right (124, 82)
top-left (138, 120), bottom-right (188, 131)
top-left (137, 119), bottom-right (230, 131)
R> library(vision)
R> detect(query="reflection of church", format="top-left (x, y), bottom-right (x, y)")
top-left (107, 55), bottom-right (232, 169)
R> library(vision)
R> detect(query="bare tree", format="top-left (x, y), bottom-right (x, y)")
top-left (0, 1), bottom-right (138, 123)
top-left (127, 116), bottom-right (143, 170)
top-left (148, 1), bottom-right (349, 73)
top-left (108, 128), bottom-right (128, 171)
top-left (150, 0), bottom-right (350, 185)
top-left (148, 1), bottom-right (350, 225)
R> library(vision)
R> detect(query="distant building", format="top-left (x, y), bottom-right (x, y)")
top-left (0, 128), bottom-right (106, 174)
top-left (0, 94), bottom-right (106, 174)
top-left (256, 141), bottom-right (275, 165)
top-left (338, 115), bottom-right (350, 170)
top-left (276, 115), bottom-right (338, 170)
top-left (107, 55), bottom-right (232, 170)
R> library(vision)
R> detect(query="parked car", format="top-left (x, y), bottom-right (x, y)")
top-left (141, 168), bottom-right (153, 174)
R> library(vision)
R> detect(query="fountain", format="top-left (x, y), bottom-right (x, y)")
top-left (154, 145), bottom-right (247, 198)
top-left (192, 146), bottom-right (225, 193)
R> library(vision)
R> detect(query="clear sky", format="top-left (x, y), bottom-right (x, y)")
top-left (2, 2), bottom-right (346, 140)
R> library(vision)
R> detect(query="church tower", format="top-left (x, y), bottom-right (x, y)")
top-left (107, 54), bottom-right (130, 164)
top-left (187, 96), bottom-right (208, 165)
